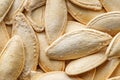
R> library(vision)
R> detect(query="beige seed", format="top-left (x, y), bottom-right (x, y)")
top-left (37, 32), bottom-right (65, 72)
top-left (102, 0), bottom-right (120, 12)
top-left (69, 0), bottom-right (102, 10)
top-left (12, 12), bottom-right (39, 80)
top-left (46, 29), bottom-right (112, 60)
top-left (0, 35), bottom-right (25, 80)
top-left (66, 0), bottom-right (105, 24)
top-left (65, 53), bottom-right (107, 75)
top-left (87, 11), bottom-right (120, 36)
top-left (105, 32), bottom-right (120, 59)
top-left (33, 71), bottom-right (82, 80)
top-left (45, 0), bottom-right (67, 44)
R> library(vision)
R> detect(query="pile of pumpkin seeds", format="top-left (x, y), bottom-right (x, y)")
top-left (0, 0), bottom-right (120, 80)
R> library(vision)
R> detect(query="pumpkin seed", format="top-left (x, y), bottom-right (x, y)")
top-left (87, 11), bottom-right (120, 36)
top-left (105, 32), bottom-right (120, 59)
top-left (46, 29), bottom-right (112, 60)
top-left (0, 35), bottom-right (25, 80)
top-left (45, 0), bottom-right (67, 44)
top-left (69, 0), bottom-right (102, 10)
top-left (67, 0), bottom-right (105, 24)
top-left (12, 12), bottom-right (39, 80)
top-left (102, 0), bottom-right (120, 12)
top-left (37, 32), bottom-right (65, 72)
top-left (33, 71), bottom-right (82, 80)
top-left (65, 52), bottom-right (107, 75)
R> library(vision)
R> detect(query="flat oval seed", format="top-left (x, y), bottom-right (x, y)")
top-left (45, 0), bottom-right (67, 44)
top-left (33, 71), bottom-right (82, 80)
top-left (102, 0), bottom-right (120, 12)
top-left (12, 12), bottom-right (39, 80)
top-left (70, 0), bottom-right (102, 10)
top-left (37, 32), bottom-right (65, 72)
top-left (4, 0), bottom-right (25, 25)
top-left (105, 32), bottom-right (120, 59)
top-left (93, 58), bottom-right (120, 80)
top-left (0, 35), bottom-right (25, 80)
top-left (46, 29), bottom-right (112, 60)
top-left (0, 0), bottom-right (14, 22)
top-left (65, 53), bottom-right (107, 75)
top-left (67, 0), bottom-right (105, 24)
top-left (107, 76), bottom-right (120, 80)
top-left (87, 11), bottom-right (120, 36)
top-left (26, 6), bottom-right (45, 32)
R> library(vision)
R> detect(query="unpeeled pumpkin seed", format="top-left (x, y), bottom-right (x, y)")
top-left (93, 58), bottom-right (120, 80)
top-left (0, 35), bottom-right (25, 80)
top-left (34, 71), bottom-right (83, 80)
top-left (26, 6), bottom-right (45, 32)
top-left (87, 11), bottom-right (120, 36)
top-left (102, 0), bottom-right (120, 12)
top-left (65, 52), bottom-right (107, 75)
top-left (67, 0), bottom-right (105, 24)
top-left (12, 12), bottom-right (39, 80)
top-left (46, 29), bottom-right (112, 60)
top-left (69, 0), bottom-right (102, 10)
top-left (45, 0), bottom-right (67, 44)
top-left (105, 32), bottom-right (120, 59)
top-left (37, 32), bottom-right (65, 72)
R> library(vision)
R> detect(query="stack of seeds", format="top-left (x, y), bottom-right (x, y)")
top-left (0, 0), bottom-right (120, 80)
